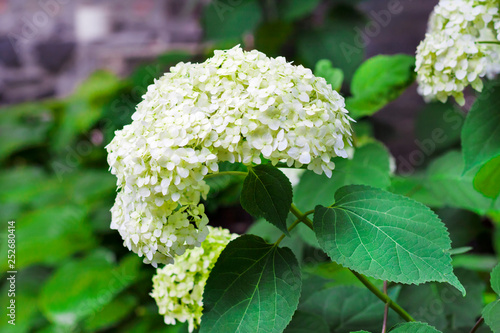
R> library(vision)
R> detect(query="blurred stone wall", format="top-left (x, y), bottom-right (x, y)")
top-left (0, 0), bottom-right (206, 104)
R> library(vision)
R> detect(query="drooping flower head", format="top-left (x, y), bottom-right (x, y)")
top-left (106, 45), bottom-right (353, 266)
top-left (416, 0), bottom-right (500, 105)
top-left (151, 226), bottom-right (236, 332)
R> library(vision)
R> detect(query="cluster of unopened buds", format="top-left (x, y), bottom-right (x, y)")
top-left (106, 45), bottom-right (353, 267)
top-left (416, 0), bottom-right (500, 105)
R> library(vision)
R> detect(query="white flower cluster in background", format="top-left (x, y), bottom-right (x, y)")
top-left (151, 226), bottom-right (236, 332)
top-left (416, 0), bottom-right (500, 105)
top-left (107, 45), bottom-right (353, 266)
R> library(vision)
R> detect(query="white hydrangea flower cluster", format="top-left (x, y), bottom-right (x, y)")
top-left (106, 45), bottom-right (353, 266)
top-left (151, 226), bottom-right (236, 332)
top-left (416, 0), bottom-right (500, 105)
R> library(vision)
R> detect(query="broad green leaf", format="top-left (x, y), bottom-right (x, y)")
top-left (0, 102), bottom-right (53, 162)
top-left (483, 264), bottom-right (500, 332)
top-left (415, 102), bottom-right (465, 153)
top-left (277, 0), bottom-right (321, 21)
top-left (283, 311), bottom-right (329, 333)
top-left (313, 185), bottom-right (465, 294)
top-left (346, 54), bottom-right (416, 118)
top-left (202, 0), bottom-right (262, 41)
top-left (474, 155), bottom-right (500, 199)
top-left (314, 59), bottom-right (344, 91)
top-left (426, 151), bottom-right (497, 215)
top-left (483, 300), bottom-right (500, 333)
top-left (452, 254), bottom-right (498, 272)
top-left (462, 80), bottom-right (500, 172)
top-left (397, 270), bottom-right (485, 330)
top-left (295, 142), bottom-right (391, 212)
top-left (70, 170), bottom-right (116, 205)
top-left (200, 235), bottom-right (301, 333)
top-left (240, 165), bottom-right (293, 235)
top-left (40, 251), bottom-right (141, 326)
top-left (389, 322), bottom-right (441, 332)
top-left (389, 174), bottom-right (446, 208)
top-left (297, 8), bottom-right (366, 81)
top-left (83, 294), bottom-right (137, 332)
top-left (491, 263), bottom-right (500, 295)
top-left (300, 285), bottom-right (401, 333)
top-left (0, 205), bottom-right (95, 270)
top-left (52, 70), bottom-right (122, 151)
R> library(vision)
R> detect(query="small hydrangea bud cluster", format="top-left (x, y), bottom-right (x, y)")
top-left (106, 45), bottom-right (353, 266)
top-left (416, 0), bottom-right (500, 105)
top-left (151, 226), bottom-right (236, 332)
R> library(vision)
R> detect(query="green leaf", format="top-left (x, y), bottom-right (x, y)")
top-left (491, 263), bottom-right (500, 295)
top-left (462, 80), bottom-right (500, 172)
top-left (240, 165), bottom-right (293, 235)
top-left (299, 285), bottom-right (401, 333)
top-left (297, 8), bottom-right (366, 82)
top-left (389, 322), bottom-right (442, 332)
top-left (202, 0), bottom-right (262, 41)
top-left (40, 251), bottom-right (141, 326)
top-left (0, 205), bottom-right (95, 270)
top-left (0, 102), bottom-right (53, 162)
top-left (314, 59), bottom-right (344, 91)
top-left (83, 294), bottom-right (137, 331)
top-left (52, 70), bottom-right (122, 151)
top-left (277, 0), bottom-right (321, 21)
top-left (452, 254), bottom-right (498, 272)
top-left (346, 54), bottom-right (416, 118)
top-left (474, 155), bottom-right (500, 199)
top-left (389, 174), bottom-right (446, 208)
top-left (415, 102), bottom-right (465, 153)
top-left (200, 235), bottom-right (301, 333)
top-left (426, 151), bottom-right (497, 215)
top-left (483, 300), bottom-right (500, 333)
top-left (283, 311), bottom-right (329, 333)
top-left (313, 185), bottom-right (465, 295)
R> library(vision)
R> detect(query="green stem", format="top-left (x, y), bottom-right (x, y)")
top-left (203, 171), bottom-right (248, 179)
top-left (470, 317), bottom-right (484, 333)
top-left (289, 203), bottom-right (314, 230)
top-left (351, 270), bottom-right (415, 322)
top-left (477, 40), bottom-right (500, 45)
top-left (274, 162), bottom-right (309, 170)
top-left (274, 219), bottom-right (302, 246)
top-left (382, 281), bottom-right (389, 333)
